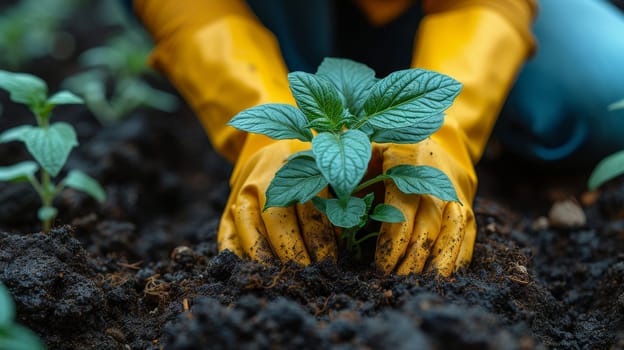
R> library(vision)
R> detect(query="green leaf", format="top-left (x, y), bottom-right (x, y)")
top-left (47, 90), bottom-right (84, 105)
top-left (287, 150), bottom-right (315, 161)
top-left (37, 206), bottom-right (58, 221)
top-left (370, 204), bottom-right (405, 223)
top-left (386, 165), bottom-right (459, 203)
top-left (316, 58), bottom-right (376, 118)
top-left (0, 70), bottom-right (48, 108)
top-left (325, 197), bottom-right (367, 228)
top-left (0, 324), bottom-right (46, 350)
top-left (609, 99), bottom-right (624, 111)
top-left (355, 192), bottom-right (376, 230)
top-left (362, 69), bottom-right (461, 129)
top-left (312, 130), bottom-right (371, 199)
top-left (264, 157), bottom-right (328, 209)
top-left (362, 192), bottom-right (375, 212)
top-left (0, 125), bottom-right (34, 143)
top-left (588, 150), bottom-right (624, 190)
top-left (288, 71), bottom-right (345, 128)
top-left (228, 104), bottom-right (313, 142)
top-left (63, 170), bottom-right (106, 203)
top-left (0, 283), bottom-right (15, 327)
top-left (312, 196), bottom-right (328, 213)
top-left (368, 114), bottom-right (444, 144)
top-left (0, 161), bottom-right (38, 182)
top-left (22, 122), bottom-right (78, 177)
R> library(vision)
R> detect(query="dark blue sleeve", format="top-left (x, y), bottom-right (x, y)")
top-left (119, 0), bottom-right (134, 15)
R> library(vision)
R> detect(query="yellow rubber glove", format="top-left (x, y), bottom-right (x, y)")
top-left (133, 0), bottom-right (338, 264)
top-left (375, 2), bottom-right (536, 276)
top-left (218, 135), bottom-right (338, 264)
top-left (134, 0), bottom-right (292, 163)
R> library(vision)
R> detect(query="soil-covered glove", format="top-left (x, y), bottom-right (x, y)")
top-left (374, 2), bottom-right (536, 276)
top-left (373, 137), bottom-right (476, 276)
top-left (218, 135), bottom-right (338, 264)
top-left (133, 0), bottom-right (337, 264)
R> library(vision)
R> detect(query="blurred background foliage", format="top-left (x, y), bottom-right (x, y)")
top-left (1, 0), bottom-right (621, 124)
top-left (0, 0), bottom-right (177, 124)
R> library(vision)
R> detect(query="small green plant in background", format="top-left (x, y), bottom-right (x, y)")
top-left (0, 0), bottom-right (82, 70)
top-left (0, 282), bottom-right (45, 350)
top-left (62, 30), bottom-right (178, 125)
top-left (0, 71), bottom-right (105, 233)
top-left (229, 58), bottom-right (461, 254)
top-left (609, 98), bottom-right (624, 112)
top-left (588, 99), bottom-right (624, 191)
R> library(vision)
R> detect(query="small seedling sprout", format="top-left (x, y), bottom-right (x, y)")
top-left (588, 99), bottom-right (624, 191)
top-left (0, 70), bottom-right (106, 233)
top-left (62, 31), bottom-right (178, 125)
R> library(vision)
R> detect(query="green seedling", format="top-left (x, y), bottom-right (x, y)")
top-left (63, 31), bottom-right (178, 125)
top-left (0, 70), bottom-right (105, 233)
top-left (0, 282), bottom-right (46, 350)
top-left (229, 58), bottom-right (461, 254)
top-left (0, 0), bottom-right (81, 69)
top-left (588, 99), bottom-right (624, 190)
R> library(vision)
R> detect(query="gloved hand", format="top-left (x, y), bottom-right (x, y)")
top-left (134, 0), bottom-right (535, 275)
top-left (372, 138), bottom-right (476, 276)
top-left (373, 1), bottom-right (536, 276)
top-left (218, 135), bottom-right (338, 264)
top-left (133, 0), bottom-right (337, 264)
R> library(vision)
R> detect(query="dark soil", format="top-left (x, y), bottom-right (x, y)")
top-left (2, 3), bottom-right (624, 349)
top-left (1, 95), bottom-right (624, 349)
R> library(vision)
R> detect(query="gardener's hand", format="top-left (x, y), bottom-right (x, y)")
top-left (371, 134), bottom-right (477, 277)
top-left (385, 2), bottom-right (537, 275)
top-left (217, 135), bottom-right (338, 264)
top-left (135, 0), bottom-right (339, 264)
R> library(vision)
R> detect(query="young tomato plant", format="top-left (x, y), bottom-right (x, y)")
top-left (0, 282), bottom-right (45, 350)
top-left (588, 99), bottom-right (624, 190)
top-left (0, 70), bottom-right (106, 233)
top-left (229, 58), bottom-right (461, 254)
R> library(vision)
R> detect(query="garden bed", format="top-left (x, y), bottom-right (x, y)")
top-left (1, 99), bottom-right (623, 349)
top-left (1, 1), bottom-right (624, 348)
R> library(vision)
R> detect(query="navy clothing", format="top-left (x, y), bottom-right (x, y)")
top-left (245, 0), bottom-right (423, 76)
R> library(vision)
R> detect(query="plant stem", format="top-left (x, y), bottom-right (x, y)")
top-left (354, 175), bottom-right (389, 194)
top-left (341, 227), bottom-right (361, 258)
top-left (34, 107), bottom-right (51, 128)
top-left (354, 231), bottom-right (379, 245)
top-left (40, 170), bottom-right (54, 233)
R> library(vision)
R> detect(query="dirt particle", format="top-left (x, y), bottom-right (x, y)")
top-left (422, 238), bottom-right (433, 250)
top-left (548, 198), bottom-right (586, 229)
top-left (105, 327), bottom-right (127, 344)
top-left (170, 246), bottom-right (196, 267)
top-left (531, 216), bottom-right (549, 231)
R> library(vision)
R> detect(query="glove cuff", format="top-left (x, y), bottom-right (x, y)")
top-left (413, 5), bottom-right (535, 163)
top-left (135, 1), bottom-right (294, 163)
top-left (422, 0), bottom-right (537, 52)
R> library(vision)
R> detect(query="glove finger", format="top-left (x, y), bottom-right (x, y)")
top-left (232, 193), bottom-right (275, 264)
top-left (262, 206), bottom-right (311, 265)
top-left (396, 195), bottom-right (444, 275)
top-left (427, 202), bottom-right (465, 277)
top-left (296, 189), bottom-right (338, 263)
top-left (375, 182), bottom-right (420, 274)
top-left (455, 208), bottom-right (477, 272)
top-left (217, 202), bottom-right (245, 257)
